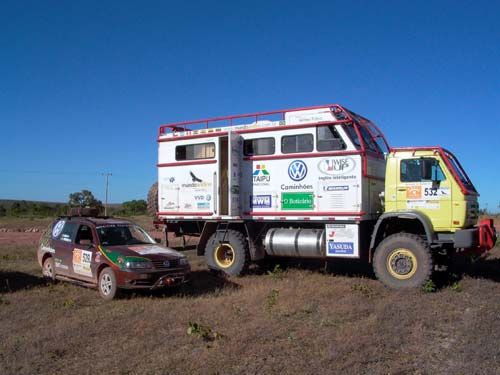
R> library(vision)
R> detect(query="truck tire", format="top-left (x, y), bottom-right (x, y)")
top-left (147, 182), bottom-right (158, 217)
top-left (205, 230), bottom-right (250, 276)
top-left (373, 233), bottom-right (433, 289)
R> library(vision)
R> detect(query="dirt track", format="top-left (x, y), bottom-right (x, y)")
top-left (1, 228), bottom-right (500, 374)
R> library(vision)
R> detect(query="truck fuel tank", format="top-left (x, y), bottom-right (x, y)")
top-left (264, 228), bottom-right (325, 258)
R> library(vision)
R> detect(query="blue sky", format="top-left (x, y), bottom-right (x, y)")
top-left (1, 0), bottom-right (499, 210)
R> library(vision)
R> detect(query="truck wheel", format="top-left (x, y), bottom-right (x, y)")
top-left (373, 233), bottom-right (433, 289)
top-left (98, 267), bottom-right (119, 300)
top-left (205, 230), bottom-right (249, 276)
top-left (42, 257), bottom-right (56, 282)
top-left (147, 182), bottom-right (158, 217)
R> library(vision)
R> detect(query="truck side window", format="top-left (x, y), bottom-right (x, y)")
top-left (401, 159), bottom-right (446, 182)
top-left (316, 125), bottom-right (346, 151)
top-left (175, 143), bottom-right (215, 161)
top-left (243, 138), bottom-right (275, 156)
top-left (281, 134), bottom-right (313, 154)
top-left (342, 123), bottom-right (361, 149)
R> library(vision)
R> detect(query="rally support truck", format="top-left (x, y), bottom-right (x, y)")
top-left (152, 104), bottom-right (496, 288)
top-left (38, 208), bottom-right (191, 300)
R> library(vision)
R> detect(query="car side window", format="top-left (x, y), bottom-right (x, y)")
top-left (75, 225), bottom-right (95, 245)
top-left (401, 158), bottom-right (446, 182)
top-left (52, 221), bottom-right (78, 242)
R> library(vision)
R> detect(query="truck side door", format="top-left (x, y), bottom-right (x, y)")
top-left (396, 157), bottom-right (452, 230)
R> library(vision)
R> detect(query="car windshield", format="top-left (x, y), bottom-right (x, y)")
top-left (96, 225), bottom-right (155, 246)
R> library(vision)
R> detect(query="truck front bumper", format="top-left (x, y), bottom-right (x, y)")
top-left (454, 219), bottom-right (497, 253)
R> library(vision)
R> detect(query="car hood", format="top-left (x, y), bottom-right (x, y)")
top-left (100, 244), bottom-right (184, 261)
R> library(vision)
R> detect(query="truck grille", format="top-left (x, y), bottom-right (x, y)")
top-left (152, 259), bottom-right (179, 269)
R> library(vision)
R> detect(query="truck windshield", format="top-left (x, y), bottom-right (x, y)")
top-left (96, 225), bottom-right (155, 246)
top-left (444, 151), bottom-right (477, 193)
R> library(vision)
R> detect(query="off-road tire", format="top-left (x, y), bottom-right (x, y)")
top-left (373, 233), bottom-right (433, 289)
top-left (147, 182), bottom-right (159, 217)
top-left (42, 257), bottom-right (56, 282)
top-left (205, 230), bottom-right (250, 276)
top-left (98, 267), bottom-right (119, 300)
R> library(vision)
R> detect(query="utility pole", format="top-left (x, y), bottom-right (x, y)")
top-left (102, 173), bottom-right (112, 216)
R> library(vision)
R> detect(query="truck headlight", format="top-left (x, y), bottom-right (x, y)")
top-left (179, 257), bottom-right (189, 266)
top-left (124, 261), bottom-right (153, 269)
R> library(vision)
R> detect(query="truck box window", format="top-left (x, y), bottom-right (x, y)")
top-left (401, 158), bottom-right (446, 182)
top-left (243, 138), bottom-right (275, 156)
top-left (281, 134), bottom-right (313, 154)
top-left (176, 143), bottom-right (215, 161)
top-left (316, 125), bottom-right (346, 151)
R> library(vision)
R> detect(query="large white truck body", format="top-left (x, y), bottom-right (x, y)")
top-left (157, 106), bottom-right (387, 259)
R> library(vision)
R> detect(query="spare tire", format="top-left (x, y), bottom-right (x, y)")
top-left (147, 182), bottom-right (159, 217)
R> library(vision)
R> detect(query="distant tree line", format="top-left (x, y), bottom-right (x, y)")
top-left (0, 190), bottom-right (148, 218)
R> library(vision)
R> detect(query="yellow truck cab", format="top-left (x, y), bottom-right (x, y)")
top-left (369, 146), bottom-right (496, 287)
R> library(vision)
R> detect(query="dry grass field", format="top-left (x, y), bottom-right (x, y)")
top-left (1, 217), bottom-right (500, 374)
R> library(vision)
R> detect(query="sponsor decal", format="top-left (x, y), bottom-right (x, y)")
top-left (251, 194), bottom-right (272, 208)
top-left (54, 258), bottom-right (69, 270)
top-left (184, 203), bottom-right (193, 209)
top-left (52, 220), bottom-right (65, 238)
top-left (72, 248), bottom-right (93, 277)
top-left (181, 181), bottom-right (211, 188)
top-left (197, 202), bottom-right (210, 209)
top-left (323, 185), bottom-right (349, 192)
top-left (206, 194), bottom-right (212, 201)
top-left (253, 164), bottom-right (271, 184)
top-left (281, 183), bottom-right (313, 191)
top-left (164, 201), bottom-right (176, 209)
top-left (328, 241), bottom-right (354, 255)
top-left (406, 186), bottom-right (422, 199)
top-left (189, 171), bottom-right (202, 183)
top-left (288, 160), bottom-right (307, 181)
top-left (95, 252), bottom-right (101, 263)
top-left (129, 245), bottom-right (178, 256)
top-left (194, 195), bottom-right (206, 201)
top-left (318, 157), bottom-right (356, 175)
top-left (169, 177), bottom-right (175, 183)
top-left (41, 245), bottom-right (55, 254)
top-left (325, 224), bottom-right (359, 257)
top-left (281, 192), bottom-right (314, 210)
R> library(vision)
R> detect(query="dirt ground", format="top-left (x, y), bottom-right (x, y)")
top-left (1, 224), bottom-right (500, 374)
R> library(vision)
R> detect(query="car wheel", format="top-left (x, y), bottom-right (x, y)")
top-left (373, 233), bottom-right (433, 289)
top-left (98, 268), bottom-right (119, 300)
top-left (42, 257), bottom-right (56, 281)
top-left (205, 230), bottom-right (249, 276)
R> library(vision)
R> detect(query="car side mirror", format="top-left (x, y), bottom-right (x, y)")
top-left (421, 159), bottom-right (434, 180)
top-left (154, 238), bottom-right (162, 244)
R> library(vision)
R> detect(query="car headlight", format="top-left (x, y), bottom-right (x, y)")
top-left (179, 257), bottom-right (189, 266)
top-left (124, 261), bottom-right (153, 269)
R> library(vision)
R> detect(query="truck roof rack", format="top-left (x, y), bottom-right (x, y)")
top-left (158, 104), bottom-right (390, 154)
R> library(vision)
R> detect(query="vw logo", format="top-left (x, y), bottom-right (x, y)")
top-left (163, 260), bottom-right (170, 267)
top-left (288, 160), bottom-right (307, 181)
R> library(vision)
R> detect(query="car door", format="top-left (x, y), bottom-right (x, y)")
top-left (51, 219), bottom-right (79, 276)
top-left (72, 224), bottom-right (98, 282)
